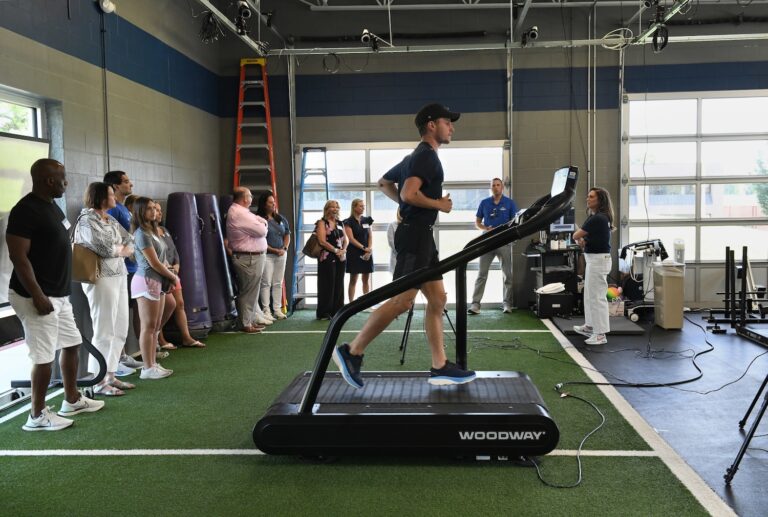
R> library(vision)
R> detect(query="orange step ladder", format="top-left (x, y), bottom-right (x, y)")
top-left (233, 57), bottom-right (285, 311)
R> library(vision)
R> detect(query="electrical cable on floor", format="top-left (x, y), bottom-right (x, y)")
top-left (526, 385), bottom-right (606, 488)
top-left (469, 333), bottom-right (605, 488)
top-left (556, 315), bottom-right (768, 396)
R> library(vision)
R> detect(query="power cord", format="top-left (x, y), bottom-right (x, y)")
top-left (526, 385), bottom-right (606, 488)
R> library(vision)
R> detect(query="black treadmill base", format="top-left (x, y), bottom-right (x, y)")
top-left (254, 371), bottom-right (559, 457)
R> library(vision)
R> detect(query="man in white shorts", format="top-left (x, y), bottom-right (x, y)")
top-left (7, 159), bottom-right (104, 431)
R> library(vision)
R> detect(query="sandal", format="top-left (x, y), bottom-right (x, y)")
top-left (160, 343), bottom-right (178, 350)
top-left (109, 379), bottom-right (136, 390)
top-left (181, 340), bottom-right (206, 348)
top-left (94, 384), bottom-right (124, 397)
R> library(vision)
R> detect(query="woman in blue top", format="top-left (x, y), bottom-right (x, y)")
top-left (256, 192), bottom-right (291, 320)
top-left (572, 187), bottom-right (614, 345)
top-left (131, 197), bottom-right (178, 379)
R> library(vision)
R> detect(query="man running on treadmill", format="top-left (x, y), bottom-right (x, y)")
top-left (333, 103), bottom-right (477, 389)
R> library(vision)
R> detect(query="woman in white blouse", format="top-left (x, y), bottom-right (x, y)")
top-left (75, 182), bottom-right (134, 396)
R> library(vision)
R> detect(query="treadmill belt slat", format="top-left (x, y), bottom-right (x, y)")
top-left (277, 372), bottom-right (546, 406)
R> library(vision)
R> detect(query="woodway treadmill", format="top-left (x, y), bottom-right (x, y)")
top-left (254, 166), bottom-right (578, 457)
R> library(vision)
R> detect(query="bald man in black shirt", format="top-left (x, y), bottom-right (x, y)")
top-left (8, 159), bottom-right (104, 431)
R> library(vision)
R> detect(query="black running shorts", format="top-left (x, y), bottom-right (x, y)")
top-left (393, 222), bottom-right (442, 282)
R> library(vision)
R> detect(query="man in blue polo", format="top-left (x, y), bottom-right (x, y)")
top-left (103, 170), bottom-right (143, 372)
top-left (469, 177), bottom-right (517, 314)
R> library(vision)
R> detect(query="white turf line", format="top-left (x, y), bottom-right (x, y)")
top-left (542, 319), bottom-right (736, 517)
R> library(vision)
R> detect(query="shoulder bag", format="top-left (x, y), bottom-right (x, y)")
top-left (71, 213), bottom-right (100, 284)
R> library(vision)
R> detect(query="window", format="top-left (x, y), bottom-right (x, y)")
top-left (0, 91), bottom-right (44, 138)
top-left (296, 142), bottom-right (507, 305)
top-left (622, 91), bottom-right (768, 263)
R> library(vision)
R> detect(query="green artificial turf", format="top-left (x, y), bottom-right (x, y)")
top-left (0, 309), bottom-right (710, 516)
top-left (0, 456), bottom-right (707, 517)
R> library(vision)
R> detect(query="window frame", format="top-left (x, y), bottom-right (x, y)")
top-left (296, 140), bottom-right (509, 305)
top-left (620, 89), bottom-right (768, 264)
top-left (0, 88), bottom-right (46, 138)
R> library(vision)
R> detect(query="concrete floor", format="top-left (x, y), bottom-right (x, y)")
top-left (560, 312), bottom-right (768, 517)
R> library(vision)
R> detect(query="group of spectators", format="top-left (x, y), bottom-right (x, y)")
top-left (8, 161), bottom-right (213, 433)
top-left (225, 186), bottom-right (290, 333)
top-left (74, 170), bottom-right (205, 390)
top-left (313, 199), bottom-right (377, 320)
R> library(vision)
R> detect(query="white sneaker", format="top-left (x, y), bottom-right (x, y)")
top-left (23, 407), bottom-right (73, 431)
top-left (156, 363), bottom-right (174, 374)
top-left (58, 395), bottom-right (105, 417)
top-left (573, 324), bottom-right (593, 337)
top-left (120, 354), bottom-right (144, 369)
top-left (115, 364), bottom-right (136, 377)
top-left (272, 311), bottom-right (286, 320)
top-left (584, 334), bottom-right (607, 345)
top-left (468, 304), bottom-right (481, 315)
top-left (502, 304), bottom-right (513, 314)
top-left (254, 315), bottom-right (273, 325)
top-left (140, 365), bottom-right (172, 380)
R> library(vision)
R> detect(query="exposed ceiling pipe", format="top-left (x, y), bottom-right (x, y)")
top-left (267, 32), bottom-right (768, 56)
top-left (191, 0), bottom-right (267, 54)
top-left (191, 0), bottom-right (286, 52)
top-left (296, 0), bottom-right (768, 10)
top-left (514, 0), bottom-right (534, 37)
top-left (626, 0), bottom-right (652, 26)
top-left (633, 0), bottom-right (692, 44)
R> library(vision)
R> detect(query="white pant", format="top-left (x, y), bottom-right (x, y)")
top-left (260, 253), bottom-right (287, 313)
top-left (583, 253), bottom-right (612, 335)
top-left (82, 275), bottom-right (129, 374)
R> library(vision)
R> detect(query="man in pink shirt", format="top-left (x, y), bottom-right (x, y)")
top-left (226, 187), bottom-right (272, 332)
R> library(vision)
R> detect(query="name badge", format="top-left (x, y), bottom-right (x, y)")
top-left (362, 224), bottom-right (370, 229)
top-left (62, 219), bottom-right (71, 230)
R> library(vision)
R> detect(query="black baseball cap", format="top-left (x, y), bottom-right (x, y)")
top-left (414, 103), bottom-right (461, 127)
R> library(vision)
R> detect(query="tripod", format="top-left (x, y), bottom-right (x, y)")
top-left (724, 372), bottom-right (768, 484)
top-left (398, 305), bottom-right (457, 365)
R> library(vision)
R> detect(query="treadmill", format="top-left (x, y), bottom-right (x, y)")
top-left (254, 166), bottom-right (578, 457)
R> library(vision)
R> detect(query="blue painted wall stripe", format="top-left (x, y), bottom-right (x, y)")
top-left (2, 2), bottom-right (767, 119)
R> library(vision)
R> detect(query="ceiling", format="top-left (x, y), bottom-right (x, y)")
top-left (190, 0), bottom-right (768, 55)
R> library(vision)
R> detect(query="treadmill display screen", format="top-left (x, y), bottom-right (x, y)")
top-left (550, 167), bottom-right (569, 198)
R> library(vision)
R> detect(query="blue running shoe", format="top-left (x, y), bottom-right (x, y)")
top-left (428, 361), bottom-right (476, 386)
top-left (333, 343), bottom-right (364, 389)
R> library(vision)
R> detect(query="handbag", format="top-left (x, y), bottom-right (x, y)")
top-left (72, 243), bottom-right (100, 284)
top-left (302, 233), bottom-right (323, 259)
top-left (71, 213), bottom-right (100, 284)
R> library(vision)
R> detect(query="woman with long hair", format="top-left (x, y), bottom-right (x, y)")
top-left (343, 198), bottom-right (374, 302)
top-left (256, 191), bottom-right (290, 320)
top-left (573, 187), bottom-right (615, 345)
top-left (75, 182), bottom-right (134, 395)
top-left (315, 200), bottom-right (347, 320)
top-left (131, 197), bottom-right (178, 379)
top-left (155, 203), bottom-right (205, 349)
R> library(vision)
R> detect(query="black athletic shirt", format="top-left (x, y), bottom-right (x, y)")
top-left (581, 212), bottom-right (611, 254)
top-left (7, 193), bottom-right (72, 297)
top-left (386, 142), bottom-right (443, 226)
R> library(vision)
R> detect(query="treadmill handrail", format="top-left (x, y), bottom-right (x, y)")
top-left (298, 166), bottom-right (578, 414)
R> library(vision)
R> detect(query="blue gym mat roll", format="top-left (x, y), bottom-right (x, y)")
top-left (164, 192), bottom-right (212, 338)
top-left (195, 193), bottom-right (237, 331)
